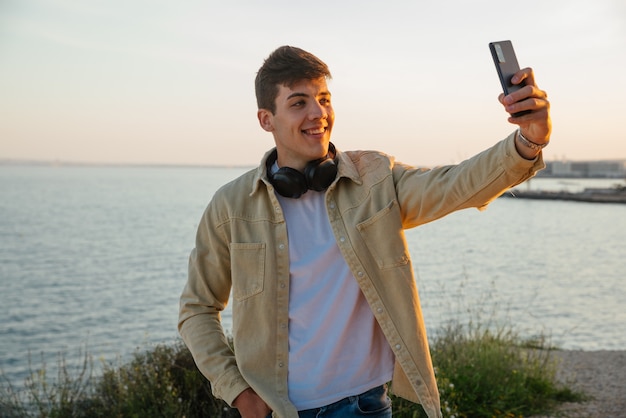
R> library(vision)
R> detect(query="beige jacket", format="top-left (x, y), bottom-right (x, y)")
top-left (179, 132), bottom-right (544, 417)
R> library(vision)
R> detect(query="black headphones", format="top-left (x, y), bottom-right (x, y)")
top-left (266, 143), bottom-right (339, 199)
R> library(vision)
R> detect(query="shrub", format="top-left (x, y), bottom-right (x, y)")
top-left (0, 343), bottom-right (239, 418)
top-left (426, 321), bottom-right (581, 417)
top-left (78, 342), bottom-right (238, 417)
top-left (1, 330), bottom-right (584, 417)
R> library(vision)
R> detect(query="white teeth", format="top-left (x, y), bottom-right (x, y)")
top-left (304, 128), bottom-right (325, 135)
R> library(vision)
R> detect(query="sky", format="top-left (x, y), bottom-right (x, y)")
top-left (1, 0), bottom-right (625, 167)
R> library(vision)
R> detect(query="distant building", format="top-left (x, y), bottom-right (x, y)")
top-left (539, 160), bottom-right (626, 178)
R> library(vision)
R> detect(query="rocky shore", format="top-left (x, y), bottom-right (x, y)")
top-left (532, 350), bottom-right (626, 417)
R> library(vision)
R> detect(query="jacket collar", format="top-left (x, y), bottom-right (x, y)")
top-left (250, 145), bottom-right (362, 196)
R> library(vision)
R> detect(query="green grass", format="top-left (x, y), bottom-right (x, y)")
top-left (389, 320), bottom-right (584, 418)
top-left (429, 323), bottom-right (581, 417)
top-left (1, 342), bottom-right (237, 418)
top-left (1, 325), bottom-right (585, 418)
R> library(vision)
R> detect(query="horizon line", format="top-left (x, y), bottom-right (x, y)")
top-left (2, 157), bottom-right (626, 169)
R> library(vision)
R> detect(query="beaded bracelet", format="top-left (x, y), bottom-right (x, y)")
top-left (517, 129), bottom-right (548, 150)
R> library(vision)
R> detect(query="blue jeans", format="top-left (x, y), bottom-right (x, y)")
top-left (295, 384), bottom-right (392, 418)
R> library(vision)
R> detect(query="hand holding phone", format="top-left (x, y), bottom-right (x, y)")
top-left (489, 40), bottom-right (530, 117)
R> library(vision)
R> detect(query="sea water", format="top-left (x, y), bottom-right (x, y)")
top-left (1, 165), bottom-right (624, 385)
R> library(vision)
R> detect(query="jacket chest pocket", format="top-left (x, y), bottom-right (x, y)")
top-left (230, 242), bottom-right (266, 301)
top-left (357, 200), bottom-right (410, 269)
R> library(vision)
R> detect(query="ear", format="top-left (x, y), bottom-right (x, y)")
top-left (257, 109), bottom-right (274, 132)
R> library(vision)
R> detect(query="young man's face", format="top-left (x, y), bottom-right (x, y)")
top-left (257, 77), bottom-right (334, 171)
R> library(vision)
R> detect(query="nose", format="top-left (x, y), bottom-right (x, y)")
top-left (309, 102), bottom-right (328, 120)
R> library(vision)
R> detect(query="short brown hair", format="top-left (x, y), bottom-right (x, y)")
top-left (255, 46), bottom-right (332, 114)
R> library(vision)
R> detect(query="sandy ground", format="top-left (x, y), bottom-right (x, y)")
top-left (530, 350), bottom-right (626, 418)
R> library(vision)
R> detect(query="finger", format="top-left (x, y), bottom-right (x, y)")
top-left (504, 84), bottom-right (547, 107)
top-left (513, 67), bottom-right (536, 87)
top-left (505, 90), bottom-right (550, 116)
top-left (508, 96), bottom-right (549, 114)
top-left (507, 96), bottom-right (550, 122)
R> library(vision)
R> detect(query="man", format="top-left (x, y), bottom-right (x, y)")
top-left (179, 45), bottom-right (550, 418)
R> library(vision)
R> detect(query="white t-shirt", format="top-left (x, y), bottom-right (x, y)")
top-left (276, 188), bottom-right (394, 411)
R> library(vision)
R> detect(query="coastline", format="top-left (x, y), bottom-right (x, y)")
top-left (531, 350), bottom-right (626, 417)
top-left (502, 186), bottom-right (626, 204)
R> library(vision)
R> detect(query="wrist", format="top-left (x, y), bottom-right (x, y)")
top-left (516, 129), bottom-right (549, 151)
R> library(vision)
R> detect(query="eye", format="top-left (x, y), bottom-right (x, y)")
top-left (291, 100), bottom-right (305, 108)
top-left (320, 97), bottom-right (331, 106)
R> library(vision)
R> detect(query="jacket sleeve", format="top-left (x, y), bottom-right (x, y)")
top-left (393, 131), bottom-right (545, 228)
top-left (178, 201), bottom-right (250, 406)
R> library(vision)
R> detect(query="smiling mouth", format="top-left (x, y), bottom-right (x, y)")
top-left (302, 127), bottom-right (326, 135)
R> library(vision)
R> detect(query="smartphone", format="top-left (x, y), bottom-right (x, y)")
top-left (489, 40), bottom-right (530, 117)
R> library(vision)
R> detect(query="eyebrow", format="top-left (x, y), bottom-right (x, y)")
top-left (287, 92), bottom-right (308, 100)
top-left (286, 91), bottom-right (331, 100)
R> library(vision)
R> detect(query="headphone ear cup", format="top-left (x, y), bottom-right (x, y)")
top-left (305, 158), bottom-right (338, 192)
top-left (270, 167), bottom-right (308, 198)
top-left (266, 143), bottom-right (338, 198)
